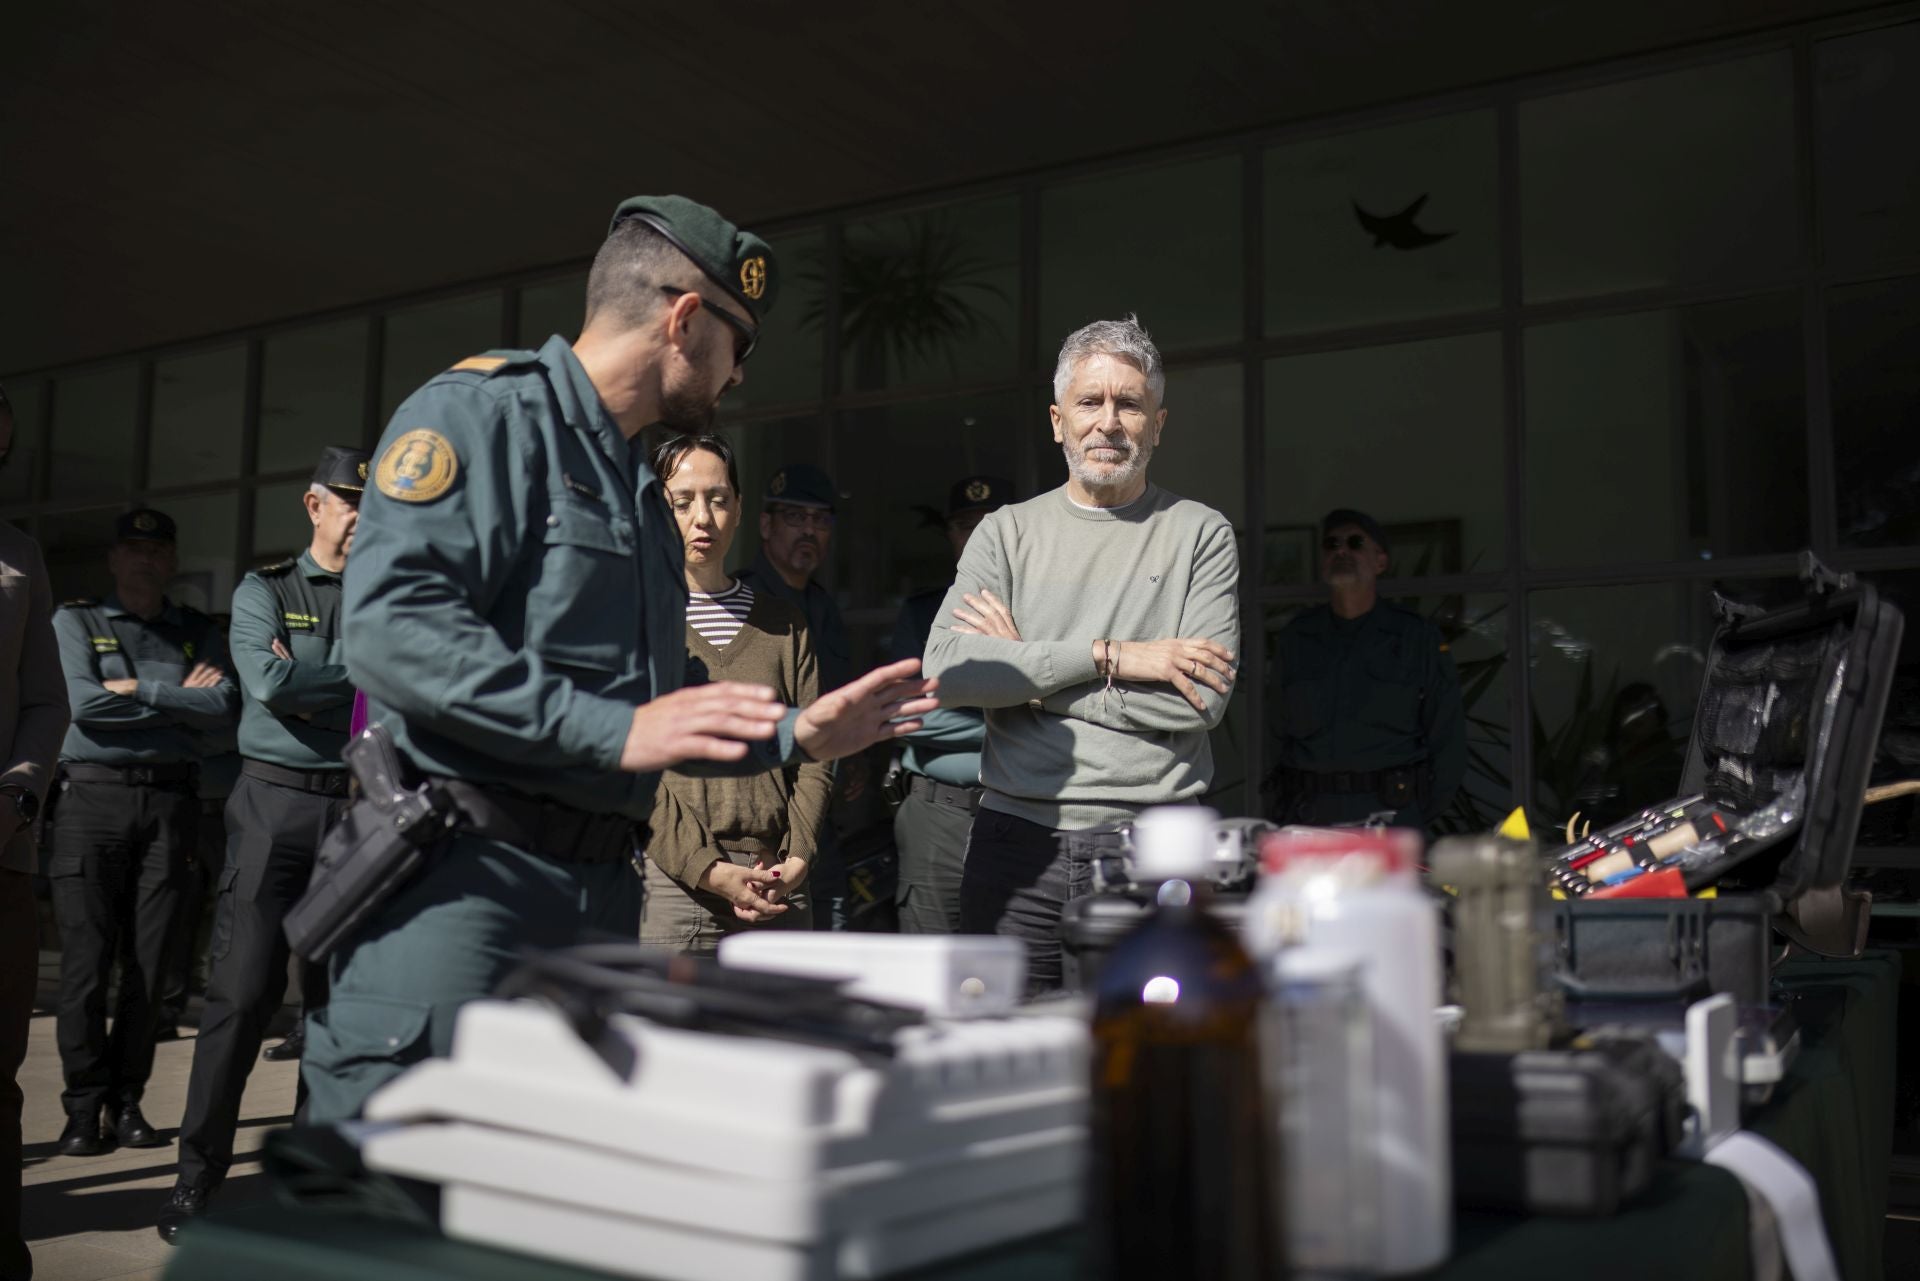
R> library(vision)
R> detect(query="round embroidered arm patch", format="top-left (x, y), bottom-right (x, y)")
top-left (375, 429), bottom-right (460, 502)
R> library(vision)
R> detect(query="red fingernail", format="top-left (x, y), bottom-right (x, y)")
top-left (771, 870), bottom-right (782, 878)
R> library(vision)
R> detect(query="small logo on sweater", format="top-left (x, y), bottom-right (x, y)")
top-left (1149, 575), bottom-right (1159, 583)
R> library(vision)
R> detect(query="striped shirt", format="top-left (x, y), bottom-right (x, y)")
top-left (687, 580), bottom-right (755, 648)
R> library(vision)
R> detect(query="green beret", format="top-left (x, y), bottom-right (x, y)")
top-left (607, 194), bottom-right (778, 322)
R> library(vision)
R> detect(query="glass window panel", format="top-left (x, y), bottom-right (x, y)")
top-left (1854, 569), bottom-right (1920, 848)
top-left (159, 490), bottom-right (241, 617)
top-left (261, 320), bottom-right (369, 475)
top-left (1831, 275), bottom-right (1920, 549)
top-left (1267, 592), bottom-right (1513, 830)
top-left (1263, 333), bottom-right (1504, 585)
top-left (1816, 22), bottom-right (1920, 271)
top-left (50, 365), bottom-right (140, 502)
top-left (1041, 156), bottom-right (1242, 355)
top-left (839, 201), bottom-right (1018, 393)
top-left (1265, 111), bottom-right (1499, 335)
top-left (381, 294), bottom-right (502, 420)
top-left (729, 228), bottom-right (826, 413)
top-left (0, 378), bottom-right (45, 506)
top-left (1152, 363), bottom-right (1243, 528)
top-left (517, 272), bottom-right (588, 348)
top-left (149, 345), bottom-right (245, 489)
top-left (1527, 578), bottom-right (1795, 827)
top-left (1525, 295), bottom-right (1806, 567)
top-left (37, 506), bottom-right (122, 602)
top-left (1520, 53), bottom-right (1798, 301)
top-left (252, 479), bottom-right (316, 562)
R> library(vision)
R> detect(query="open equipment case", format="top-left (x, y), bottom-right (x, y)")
top-left (1548, 558), bottom-right (1903, 1079)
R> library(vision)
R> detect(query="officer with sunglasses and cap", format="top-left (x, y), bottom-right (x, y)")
top-left (297, 195), bottom-right (937, 1130)
top-left (1266, 508), bottom-right (1465, 829)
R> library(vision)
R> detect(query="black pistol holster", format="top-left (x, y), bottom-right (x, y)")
top-left (284, 726), bottom-right (456, 963)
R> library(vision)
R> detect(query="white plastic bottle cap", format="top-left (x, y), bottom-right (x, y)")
top-left (1130, 806), bottom-right (1219, 881)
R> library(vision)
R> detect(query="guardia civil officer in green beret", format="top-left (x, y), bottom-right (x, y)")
top-left (49, 509), bottom-right (238, 1157)
top-left (1267, 509), bottom-right (1466, 829)
top-left (889, 474), bottom-right (1012, 933)
top-left (306, 195), bottom-right (938, 1124)
top-left (159, 446), bottom-right (367, 1241)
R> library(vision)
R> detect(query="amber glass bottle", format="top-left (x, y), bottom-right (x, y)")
top-left (1086, 808), bottom-right (1283, 1281)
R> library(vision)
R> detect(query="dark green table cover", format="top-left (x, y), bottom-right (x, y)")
top-left (166, 951), bottom-right (1899, 1281)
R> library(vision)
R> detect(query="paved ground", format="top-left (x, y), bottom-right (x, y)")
top-left (20, 954), bottom-right (297, 1281)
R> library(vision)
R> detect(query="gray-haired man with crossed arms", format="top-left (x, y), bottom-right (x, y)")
top-left (923, 315), bottom-right (1239, 996)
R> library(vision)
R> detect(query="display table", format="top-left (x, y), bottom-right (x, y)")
top-left (166, 951), bottom-right (1899, 1281)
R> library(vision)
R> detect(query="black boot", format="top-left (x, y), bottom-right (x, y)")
top-left (57, 1107), bottom-right (111, 1157)
top-left (108, 1101), bottom-right (165, 1148)
top-left (156, 1181), bottom-right (210, 1244)
top-left (262, 1025), bottom-right (305, 1062)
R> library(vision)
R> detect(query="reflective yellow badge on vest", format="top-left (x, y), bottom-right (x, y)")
top-left (375, 429), bottom-right (459, 503)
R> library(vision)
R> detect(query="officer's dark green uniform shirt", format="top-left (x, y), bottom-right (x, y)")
top-left (52, 595), bottom-right (238, 764)
top-left (230, 550), bottom-right (354, 770)
top-left (890, 588), bottom-right (985, 788)
top-left (342, 336), bottom-right (800, 818)
top-left (739, 549), bottom-right (852, 693)
top-left (1272, 600), bottom-right (1466, 823)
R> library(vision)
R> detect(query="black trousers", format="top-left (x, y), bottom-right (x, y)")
top-left (176, 774), bottom-right (341, 1190)
top-left (959, 809), bottom-right (1102, 998)
top-left (154, 799), bottom-right (226, 1027)
top-left (48, 777), bottom-right (196, 1114)
top-left (892, 778), bottom-right (978, 935)
top-left (1, 870), bottom-right (37, 1281)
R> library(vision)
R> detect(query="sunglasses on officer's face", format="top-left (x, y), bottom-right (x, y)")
top-left (659, 287), bottom-right (758, 365)
top-left (1322, 533), bottom-right (1372, 552)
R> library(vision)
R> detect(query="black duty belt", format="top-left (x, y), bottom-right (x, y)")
top-left (1283, 766), bottom-right (1416, 795)
top-left (433, 778), bottom-right (646, 866)
top-left (243, 758), bottom-right (351, 797)
top-left (907, 773), bottom-right (984, 813)
top-left (61, 762), bottom-right (197, 788)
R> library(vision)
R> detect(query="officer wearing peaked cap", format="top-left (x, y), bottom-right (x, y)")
top-left (300, 195), bottom-right (937, 1127)
top-left (1267, 508), bottom-right (1465, 829)
top-left (890, 475), bottom-right (1013, 933)
top-left (158, 446), bottom-right (369, 1240)
top-left (49, 508), bottom-right (238, 1158)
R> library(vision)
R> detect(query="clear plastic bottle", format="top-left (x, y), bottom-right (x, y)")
top-left (1244, 826), bottom-right (1451, 1276)
top-left (1087, 807), bottom-right (1283, 1281)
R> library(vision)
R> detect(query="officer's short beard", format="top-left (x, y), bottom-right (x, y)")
top-left (1062, 431), bottom-right (1150, 494)
top-left (659, 333), bottom-right (722, 434)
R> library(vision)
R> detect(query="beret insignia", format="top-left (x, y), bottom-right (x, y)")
top-left (375, 429), bottom-right (460, 504)
top-left (740, 255), bottom-right (768, 301)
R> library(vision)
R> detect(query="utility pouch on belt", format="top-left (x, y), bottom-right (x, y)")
top-left (284, 726), bottom-right (456, 963)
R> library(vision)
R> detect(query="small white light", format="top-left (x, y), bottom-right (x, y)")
top-left (1142, 976), bottom-right (1181, 1005)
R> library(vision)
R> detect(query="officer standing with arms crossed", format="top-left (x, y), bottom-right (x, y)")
top-left (889, 475), bottom-right (1010, 933)
top-left (1268, 508), bottom-right (1465, 829)
top-left (49, 509), bottom-right (238, 1156)
top-left (158, 446), bottom-right (368, 1241)
top-left (302, 195), bottom-right (937, 1126)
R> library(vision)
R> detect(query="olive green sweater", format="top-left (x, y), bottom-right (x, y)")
top-left (647, 591), bottom-right (832, 888)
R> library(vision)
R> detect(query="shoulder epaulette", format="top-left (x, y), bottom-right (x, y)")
top-left (56, 597), bottom-right (100, 610)
top-left (446, 350), bottom-right (536, 377)
top-left (255, 558), bottom-right (298, 576)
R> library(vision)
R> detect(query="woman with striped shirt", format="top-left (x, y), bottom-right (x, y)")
top-left (641, 434), bottom-right (831, 950)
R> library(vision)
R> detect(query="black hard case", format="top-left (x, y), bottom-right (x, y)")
top-left (1450, 1033), bottom-right (1686, 1216)
top-left (1557, 573), bottom-right (1903, 1003)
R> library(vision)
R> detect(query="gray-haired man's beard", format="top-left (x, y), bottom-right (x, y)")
top-left (1062, 433), bottom-right (1150, 492)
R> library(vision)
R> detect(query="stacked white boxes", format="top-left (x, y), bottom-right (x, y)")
top-left (358, 950), bottom-right (1087, 1281)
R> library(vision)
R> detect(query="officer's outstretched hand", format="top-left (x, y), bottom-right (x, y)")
top-left (795, 658), bottom-right (940, 763)
top-left (619, 681), bottom-right (786, 773)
